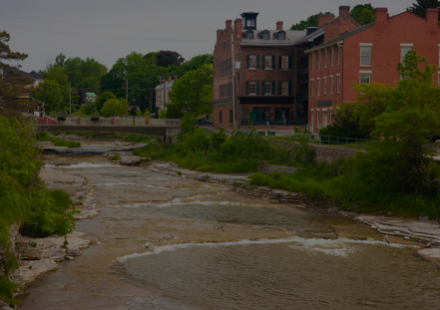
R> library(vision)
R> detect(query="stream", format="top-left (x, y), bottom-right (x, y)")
top-left (20, 146), bottom-right (440, 310)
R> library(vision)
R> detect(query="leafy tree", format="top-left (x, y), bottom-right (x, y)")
top-left (155, 51), bottom-right (185, 67)
top-left (100, 98), bottom-right (128, 117)
top-left (0, 30), bottom-right (34, 117)
top-left (159, 109), bottom-right (167, 119)
top-left (176, 54), bottom-right (213, 76)
top-left (35, 80), bottom-right (63, 116)
top-left (342, 50), bottom-right (440, 193)
top-left (350, 4), bottom-right (375, 25)
top-left (95, 91), bottom-right (116, 113)
top-left (167, 64), bottom-right (213, 118)
top-left (54, 53), bottom-right (68, 67)
top-left (290, 12), bottom-right (332, 30)
top-left (408, 0), bottom-right (440, 19)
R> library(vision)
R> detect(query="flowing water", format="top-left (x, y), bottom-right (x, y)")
top-left (21, 149), bottom-right (440, 310)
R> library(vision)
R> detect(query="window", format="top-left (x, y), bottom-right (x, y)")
top-left (248, 55), bottom-right (258, 69)
top-left (317, 78), bottom-right (321, 96)
top-left (323, 77), bottom-right (327, 96)
top-left (264, 81), bottom-right (272, 95)
top-left (281, 55), bottom-right (290, 69)
top-left (337, 75), bottom-right (340, 94)
top-left (311, 111), bottom-right (314, 129)
top-left (439, 48), bottom-right (440, 67)
top-left (264, 55), bottom-right (273, 69)
top-left (401, 46), bottom-right (412, 62)
top-left (219, 111), bottom-right (222, 124)
top-left (244, 31), bottom-right (254, 39)
top-left (323, 110), bottom-right (328, 126)
top-left (229, 109), bottom-right (233, 123)
top-left (330, 76), bottom-right (334, 95)
top-left (338, 47), bottom-right (341, 65)
top-left (249, 81), bottom-right (257, 95)
top-left (278, 32), bottom-right (286, 39)
top-left (281, 81), bottom-right (289, 95)
top-left (329, 109), bottom-right (333, 124)
top-left (318, 52), bottom-right (321, 69)
top-left (360, 46), bottom-right (371, 66)
top-left (438, 72), bottom-right (440, 86)
top-left (312, 54), bottom-right (315, 70)
top-left (261, 31), bottom-right (270, 39)
top-left (324, 50), bottom-right (328, 68)
top-left (311, 79), bottom-right (315, 97)
top-left (246, 19), bottom-right (255, 28)
top-left (331, 48), bottom-right (334, 66)
top-left (360, 73), bottom-right (371, 84)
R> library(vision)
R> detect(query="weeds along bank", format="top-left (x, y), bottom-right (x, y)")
top-left (0, 117), bottom-right (76, 308)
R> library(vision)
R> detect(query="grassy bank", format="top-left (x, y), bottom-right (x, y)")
top-left (0, 118), bottom-right (77, 307)
top-left (50, 131), bottom-right (156, 144)
top-left (37, 132), bottom-right (81, 148)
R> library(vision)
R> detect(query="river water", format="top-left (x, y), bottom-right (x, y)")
top-left (21, 150), bottom-right (440, 310)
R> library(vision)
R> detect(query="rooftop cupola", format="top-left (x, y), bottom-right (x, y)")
top-left (241, 12), bottom-right (259, 30)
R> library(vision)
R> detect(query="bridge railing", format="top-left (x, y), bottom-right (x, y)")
top-left (57, 117), bottom-right (180, 127)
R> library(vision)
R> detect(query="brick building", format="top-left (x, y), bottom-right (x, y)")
top-left (306, 7), bottom-right (440, 133)
top-left (212, 12), bottom-right (312, 129)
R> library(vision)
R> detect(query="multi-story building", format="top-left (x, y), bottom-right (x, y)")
top-left (213, 12), bottom-right (311, 129)
top-left (306, 7), bottom-right (440, 133)
top-left (155, 75), bottom-right (178, 112)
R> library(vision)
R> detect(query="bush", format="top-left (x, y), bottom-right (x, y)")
top-left (37, 131), bottom-right (81, 148)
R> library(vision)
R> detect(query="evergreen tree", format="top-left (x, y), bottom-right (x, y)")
top-left (408, 0), bottom-right (440, 19)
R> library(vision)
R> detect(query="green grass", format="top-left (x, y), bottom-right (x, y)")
top-left (110, 154), bottom-right (121, 161)
top-left (37, 132), bottom-right (81, 148)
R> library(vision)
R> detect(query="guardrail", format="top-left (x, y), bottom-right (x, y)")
top-left (46, 117), bottom-right (181, 127)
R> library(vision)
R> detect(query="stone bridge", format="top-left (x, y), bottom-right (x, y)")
top-left (37, 124), bottom-right (181, 143)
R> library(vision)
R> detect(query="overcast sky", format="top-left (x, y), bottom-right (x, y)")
top-left (2, 0), bottom-right (415, 72)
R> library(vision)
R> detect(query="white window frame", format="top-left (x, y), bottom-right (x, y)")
top-left (336, 74), bottom-right (341, 94)
top-left (311, 109), bottom-right (314, 130)
top-left (318, 52), bottom-right (321, 69)
top-left (322, 109), bottom-right (328, 126)
top-left (249, 81), bottom-right (257, 95)
top-left (249, 55), bottom-right (257, 69)
top-left (360, 70), bottom-right (372, 84)
top-left (317, 78), bottom-right (321, 96)
top-left (329, 108), bottom-right (333, 124)
top-left (400, 44), bottom-right (413, 63)
top-left (331, 47), bottom-right (334, 66)
top-left (281, 81), bottom-right (289, 95)
top-left (312, 53), bottom-right (315, 70)
top-left (264, 81), bottom-right (272, 95)
top-left (311, 79), bottom-right (315, 97)
top-left (281, 55), bottom-right (289, 70)
top-left (264, 55), bottom-right (272, 70)
top-left (330, 75), bottom-right (334, 95)
top-left (437, 71), bottom-right (440, 87)
top-left (323, 77), bottom-right (327, 96)
top-left (324, 50), bottom-right (328, 68)
top-left (360, 44), bottom-right (372, 67)
top-left (338, 47), bottom-right (341, 65)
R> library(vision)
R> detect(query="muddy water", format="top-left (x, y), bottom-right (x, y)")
top-left (21, 153), bottom-right (440, 309)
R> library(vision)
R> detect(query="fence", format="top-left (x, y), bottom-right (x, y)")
top-left (53, 117), bottom-right (180, 127)
top-left (283, 133), bottom-right (372, 150)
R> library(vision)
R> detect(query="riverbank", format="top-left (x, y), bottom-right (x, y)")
top-left (147, 160), bottom-right (440, 264)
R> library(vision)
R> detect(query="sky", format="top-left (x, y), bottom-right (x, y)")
top-left (2, 0), bottom-right (415, 73)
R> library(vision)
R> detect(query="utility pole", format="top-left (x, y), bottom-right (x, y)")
top-left (125, 79), bottom-right (129, 103)
top-left (69, 80), bottom-right (71, 116)
top-left (231, 33), bottom-right (237, 131)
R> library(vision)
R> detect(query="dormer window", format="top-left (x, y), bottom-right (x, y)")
top-left (243, 30), bottom-right (254, 39)
top-left (241, 12), bottom-right (259, 30)
top-left (275, 31), bottom-right (286, 40)
top-left (246, 19), bottom-right (255, 28)
top-left (258, 30), bottom-right (270, 40)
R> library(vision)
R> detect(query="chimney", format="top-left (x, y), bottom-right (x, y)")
top-left (174, 75), bottom-right (178, 80)
top-left (338, 20), bottom-right (349, 35)
top-left (318, 14), bottom-right (335, 28)
top-left (339, 6), bottom-right (350, 18)
top-left (217, 30), bottom-right (222, 41)
top-left (375, 8), bottom-right (388, 23)
top-left (426, 8), bottom-right (439, 26)
top-left (276, 21), bottom-right (283, 31)
top-left (226, 20), bottom-right (232, 29)
top-left (234, 18), bottom-right (243, 36)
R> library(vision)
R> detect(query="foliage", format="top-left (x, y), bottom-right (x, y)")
top-left (168, 64), bottom-right (213, 117)
top-left (154, 51), bottom-right (185, 67)
top-left (144, 108), bottom-right (151, 118)
top-left (20, 187), bottom-right (76, 238)
top-left (35, 79), bottom-right (63, 116)
top-left (177, 113), bottom-right (197, 140)
top-left (0, 30), bottom-right (34, 117)
top-left (407, 0), bottom-right (440, 19)
top-left (176, 54), bottom-right (213, 76)
top-left (82, 100), bottom-right (98, 116)
top-left (350, 4), bottom-right (375, 25)
top-left (95, 91), bottom-right (116, 113)
top-left (36, 132), bottom-right (81, 148)
top-left (290, 12), bottom-right (332, 30)
top-left (100, 98), bottom-right (128, 117)
top-left (0, 275), bottom-right (21, 307)
top-left (159, 109), bottom-right (167, 119)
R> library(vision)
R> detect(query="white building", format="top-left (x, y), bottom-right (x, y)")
top-left (155, 76), bottom-right (178, 111)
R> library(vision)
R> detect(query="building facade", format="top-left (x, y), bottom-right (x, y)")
top-left (306, 7), bottom-right (440, 133)
top-left (155, 76), bottom-right (178, 112)
top-left (212, 13), bottom-right (311, 129)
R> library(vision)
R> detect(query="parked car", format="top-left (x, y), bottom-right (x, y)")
top-left (37, 117), bottom-right (60, 125)
top-left (196, 119), bottom-right (213, 127)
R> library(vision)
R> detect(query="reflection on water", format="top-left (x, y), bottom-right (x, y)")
top-left (21, 153), bottom-right (440, 310)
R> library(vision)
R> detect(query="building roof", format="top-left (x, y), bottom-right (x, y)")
top-left (241, 30), bottom-right (306, 47)
top-left (292, 27), bottom-right (325, 46)
top-left (85, 92), bottom-right (97, 97)
top-left (305, 22), bottom-right (376, 53)
top-left (2, 67), bottom-right (44, 79)
top-left (155, 80), bottom-right (175, 90)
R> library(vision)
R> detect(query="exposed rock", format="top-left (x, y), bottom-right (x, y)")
top-left (104, 151), bottom-right (143, 166)
top-left (417, 248), bottom-right (440, 264)
top-left (66, 249), bottom-right (81, 257)
top-left (12, 260), bottom-right (58, 286)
